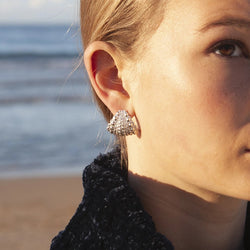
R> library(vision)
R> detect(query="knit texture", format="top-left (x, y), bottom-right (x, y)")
top-left (51, 148), bottom-right (250, 250)
top-left (50, 148), bottom-right (174, 250)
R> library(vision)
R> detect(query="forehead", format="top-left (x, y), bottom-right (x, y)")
top-left (165, 0), bottom-right (250, 26)
top-left (168, 0), bottom-right (250, 12)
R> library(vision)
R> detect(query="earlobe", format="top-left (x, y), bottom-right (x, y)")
top-left (84, 41), bottom-right (131, 115)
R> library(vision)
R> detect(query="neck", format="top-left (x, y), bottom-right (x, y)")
top-left (128, 172), bottom-right (247, 250)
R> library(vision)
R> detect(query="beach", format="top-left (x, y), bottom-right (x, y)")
top-left (0, 176), bottom-right (83, 250)
top-left (0, 24), bottom-right (110, 250)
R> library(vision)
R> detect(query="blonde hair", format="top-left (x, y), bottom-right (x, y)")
top-left (80, 0), bottom-right (166, 164)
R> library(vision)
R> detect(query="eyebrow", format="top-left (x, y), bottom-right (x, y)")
top-left (199, 16), bottom-right (250, 32)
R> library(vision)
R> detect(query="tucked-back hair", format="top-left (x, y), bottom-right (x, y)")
top-left (80, 0), bottom-right (166, 122)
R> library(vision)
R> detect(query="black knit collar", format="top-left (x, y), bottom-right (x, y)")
top-left (81, 148), bottom-right (174, 249)
top-left (51, 148), bottom-right (250, 250)
top-left (51, 148), bottom-right (173, 250)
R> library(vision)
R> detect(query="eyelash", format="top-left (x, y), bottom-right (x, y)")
top-left (209, 39), bottom-right (249, 59)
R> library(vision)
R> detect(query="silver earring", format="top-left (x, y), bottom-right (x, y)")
top-left (107, 110), bottom-right (137, 136)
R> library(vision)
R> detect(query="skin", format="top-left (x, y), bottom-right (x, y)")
top-left (84, 0), bottom-right (250, 249)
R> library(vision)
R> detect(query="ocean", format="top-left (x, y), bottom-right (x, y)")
top-left (0, 25), bottom-right (112, 179)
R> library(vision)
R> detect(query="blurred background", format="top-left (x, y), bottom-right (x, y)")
top-left (0, 1), bottom-right (112, 249)
top-left (0, 0), bottom-right (111, 179)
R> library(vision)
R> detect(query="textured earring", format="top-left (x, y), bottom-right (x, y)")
top-left (107, 110), bottom-right (137, 136)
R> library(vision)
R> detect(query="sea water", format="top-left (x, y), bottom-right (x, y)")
top-left (0, 25), bottom-right (112, 178)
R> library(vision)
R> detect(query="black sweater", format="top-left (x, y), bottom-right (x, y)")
top-left (51, 148), bottom-right (250, 250)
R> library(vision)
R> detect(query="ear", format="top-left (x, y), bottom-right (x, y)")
top-left (84, 41), bottom-right (134, 116)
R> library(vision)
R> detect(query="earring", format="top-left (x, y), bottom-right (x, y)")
top-left (107, 110), bottom-right (137, 136)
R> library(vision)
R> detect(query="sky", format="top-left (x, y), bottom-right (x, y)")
top-left (0, 0), bottom-right (79, 24)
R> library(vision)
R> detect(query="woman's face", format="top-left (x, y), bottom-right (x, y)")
top-left (127, 0), bottom-right (250, 200)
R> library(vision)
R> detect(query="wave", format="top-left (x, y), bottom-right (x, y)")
top-left (0, 25), bottom-right (82, 59)
top-left (0, 51), bottom-right (80, 59)
top-left (0, 95), bottom-right (92, 105)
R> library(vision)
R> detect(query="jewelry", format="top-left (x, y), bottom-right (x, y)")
top-left (107, 110), bottom-right (137, 136)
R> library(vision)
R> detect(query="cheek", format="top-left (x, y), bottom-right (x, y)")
top-left (134, 57), bottom-right (243, 164)
top-left (183, 59), bottom-right (249, 131)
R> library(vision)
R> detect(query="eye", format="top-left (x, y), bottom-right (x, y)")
top-left (215, 44), bottom-right (242, 57)
top-left (211, 40), bottom-right (248, 58)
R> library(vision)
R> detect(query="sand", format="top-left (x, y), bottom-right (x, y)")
top-left (0, 176), bottom-right (83, 250)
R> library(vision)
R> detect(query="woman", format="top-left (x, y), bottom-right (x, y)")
top-left (51, 0), bottom-right (250, 249)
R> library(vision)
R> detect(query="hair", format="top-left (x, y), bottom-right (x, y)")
top-left (80, 0), bottom-right (167, 164)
